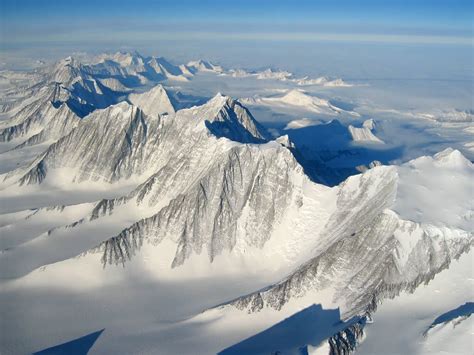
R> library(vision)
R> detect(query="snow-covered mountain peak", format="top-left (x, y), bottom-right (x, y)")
top-left (276, 134), bottom-right (295, 149)
top-left (104, 51), bottom-right (144, 66)
top-left (201, 94), bottom-right (268, 143)
top-left (128, 84), bottom-right (176, 117)
top-left (433, 148), bottom-right (472, 168)
top-left (241, 89), bottom-right (348, 116)
top-left (281, 89), bottom-right (321, 105)
top-left (394, 148), bottom-right (473, 230)
top-left (207, 92), bottom-right (228, 104)
top-left (187, 59), bottom-right (224, 73)
top-left (200, 93), bottom-right (249, 115)
top-left (187, 59), bottom-right (207, 66)
top-left (279, 90), bottom-right (341, 112)
top-left (348, 118), bottom-right (384, 143)
top-left (2, 100), bottom-right (155, 186)
top-left (49, 56), bottom-right (85, 85)
top-left (407, 148), bottom-right (472, 170)
top-left (106, 100), bottom-right (135, 116)
top-left (256, 68), bottom-right (293, 80)
top-left (57, 56), bottom-right (76, 66)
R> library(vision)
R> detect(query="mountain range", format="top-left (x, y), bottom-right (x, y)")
top-left (0, 52), bottom-right (472, 355)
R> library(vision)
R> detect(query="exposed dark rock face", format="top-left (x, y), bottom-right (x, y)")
top-left (328, 319), bottom-right (366, 355)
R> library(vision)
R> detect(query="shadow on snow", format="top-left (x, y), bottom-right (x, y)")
top-left (33, 328), bottom-right (105, 355)
top-left (219, 304), bottom-right (363, 355)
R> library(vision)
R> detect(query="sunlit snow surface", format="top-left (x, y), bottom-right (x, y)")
top-left (0, 52), bottom-right (473, 355)
top-left (357, 251), bottom-right (473, 355)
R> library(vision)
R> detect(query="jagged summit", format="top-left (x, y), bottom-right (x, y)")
top-left (214, 157), bottom-right (472, 322)
top-left (1, 93), bottom-right (272, 187)
top-left (187, 59), bottom-right (224, 73)
top-left (0, 82), bottom-right (85, 144)
top-left (94, 51), bottom-right (149, 76)
top-left (106, 51), bottom-right (144, 66)
top-left (128, 84), bottom-right (176, 117)
top-left (276, 134), bottom-right (295, 149)
top-left (46, 56), bottom-right (90, 86)
top-left (256, 68), bottom-right (293, 80)
top-left (2, 102), bottom-right (155, 186)
top-left (14, 101), bottom-right (81, 149)
top-left (146, 57), bottom-right (189, 81)
top-left (200, 93), bottom-right (269, 143)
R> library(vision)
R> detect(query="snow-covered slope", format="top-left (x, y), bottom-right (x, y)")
top-left (194, 149), bottom-right (473, 354)
top-left (1, 93), bottom-right (268, 189)
top-left (394, 148), bottom-right (473, 230)
top-left (357, 252), bottom-right (473, 355)
top-left (14, 102), bottom-right (81, 148)
top-left (348, 119), bottom-right (384, 143)
top-left (0, 51), bottom-right (472, 355)
top-left (148, 56), bottom-right (191, 81)
top-left (223, 68), bottom-right (351, 86)
top-left (128, 85), bottom-right (177, 116)
top-left (0, 93), bottom-right (285, 278)
top-left (1, 102), bottom-right (158, 186)
top-left (1, 130), bottom-right (471, 354)
top-left (217, 163), bottom-right (471, 313)
top-left (0, 58), bottom-right (124, 147)
top-left (187, 59), bottom-right (224, 74)
top-left (241, 90), bottom-right (351, 116)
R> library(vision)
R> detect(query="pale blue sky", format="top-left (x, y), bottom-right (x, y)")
top-left (0, 1), bottom-right (472, 80)
top-left (1, 0), bottom-right (472, 45)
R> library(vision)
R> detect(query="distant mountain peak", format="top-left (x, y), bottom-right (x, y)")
top-left (187, 59), bottom-right (224, 73)
top-left (49, 57), bottom-right (86, 85)
top-left (202, 94), bottom-right (268, 143)
top-left (128, 84), bottom-right (176, 117)
top-left (433, 148), bottom-right (472, 168)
